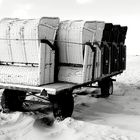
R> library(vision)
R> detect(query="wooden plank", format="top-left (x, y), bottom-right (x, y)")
top-left (0, 82), bottom-right (77, 95)
top-left (58, 66), bottom-right (84, 84)
top-left (94, 47), bottom-right (98, 79)
top-left (50, 50), bottom-right (55, 83)
top-left (83, 45), bottom-right (89, 82)
top-left (98, 48), bottom-right (102, 78)
top-left (0, 65), bottom-right (39, 86)
top-left (39, 23), bottom-right (56, 84)
top-left (86, 46), bottom-right (91, 82)
top-left (39, 43), bottom-right (45, 85)
top-left (50, 29), bottom-right (57, 83)
top-left (94, 47), bottom-right (101, 79)
top-left (41, 82), bottom-right (76, 92)
top-left (44, 43), bottom-right (50, 84)
top-left (89, 49), bottom-right (94, 81)
top-left (0, 82), bottom-right (56, 94)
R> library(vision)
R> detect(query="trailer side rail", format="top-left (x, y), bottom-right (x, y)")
top-left (0, 70), bottom-right (123, 96)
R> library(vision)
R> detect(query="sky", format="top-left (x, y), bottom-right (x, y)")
top-left (0, 0), bottom-right (139, 54)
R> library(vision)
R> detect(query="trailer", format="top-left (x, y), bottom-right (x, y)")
top-left (0, 18), bottom-right (127, 120)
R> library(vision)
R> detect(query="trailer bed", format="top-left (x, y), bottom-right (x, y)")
top-left (0, 70), bottom-right (123, 95)
top-left (0, 82), bottom-right (76, 95)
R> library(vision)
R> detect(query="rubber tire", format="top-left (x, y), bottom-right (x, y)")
top-left (99, 79), bottom-right (113, 98)
top-left (50, 92), bottom-right (74, 120)
top-left (1, 89), bottom-right (26, 112)
top-left (108, 80), bottom-right (113, 95)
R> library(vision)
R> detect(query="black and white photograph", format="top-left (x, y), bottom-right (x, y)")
top-left (0, 0), bottom-right (139, 139)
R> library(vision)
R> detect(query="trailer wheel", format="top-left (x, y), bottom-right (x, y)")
top-left (1, 89), bottom-right (26, 113)
top-left (50, 91), bottom-right (74, 120)
top-left (99, 79), bottom-right (113, 97)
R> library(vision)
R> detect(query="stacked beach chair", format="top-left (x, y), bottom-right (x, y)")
top-left (101, 23), bottom-right (128, 75)
top-left (0, 17), bottom-right (59, 86)
top-left (0, 17), bottom-right (127, 86)
top-left (56, 20), bottom-right (105, 83)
